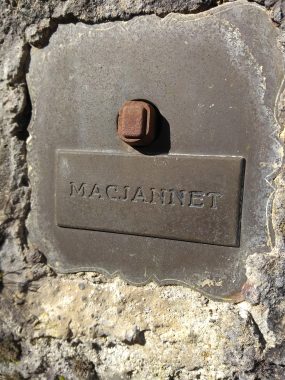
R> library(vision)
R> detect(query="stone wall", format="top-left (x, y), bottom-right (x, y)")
top-left (1, 1), bottom-right (285, 379)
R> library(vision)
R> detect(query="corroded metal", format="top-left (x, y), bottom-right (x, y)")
top-left (118, 101), bottom-right (156, 146)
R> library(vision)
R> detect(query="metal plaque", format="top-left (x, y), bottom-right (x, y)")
top-left (27, 1), bottom-right (284, 299)
top-left (56, 151), bottom-right (245, 247)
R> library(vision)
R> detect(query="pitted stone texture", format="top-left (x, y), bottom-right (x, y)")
top-left (0, 0), bottom-right (285, 379)
top-left (0, 276), bottom-right (263, 379)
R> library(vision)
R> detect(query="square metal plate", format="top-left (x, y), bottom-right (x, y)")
top-left (26, 2), bottom-right (284, 299)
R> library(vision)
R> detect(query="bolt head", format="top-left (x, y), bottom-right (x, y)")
top-left (118, 100), bottom-right (156, 146)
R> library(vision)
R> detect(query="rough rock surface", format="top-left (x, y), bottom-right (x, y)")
top-left (0, 0), bottom-right (285, 379)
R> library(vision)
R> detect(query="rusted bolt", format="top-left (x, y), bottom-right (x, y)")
top-left (117, 100), bottom-right (156, 146)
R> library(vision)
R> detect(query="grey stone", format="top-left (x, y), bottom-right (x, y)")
top-left (1, 0), bottom-right (285, 379)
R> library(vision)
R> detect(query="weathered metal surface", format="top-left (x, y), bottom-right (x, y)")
top-left (27, 2), bottom-right (284, 299)
top-left (56, 151), bottom-right (245, 246)
top-left (118, 100), bottom-right (156, 146)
